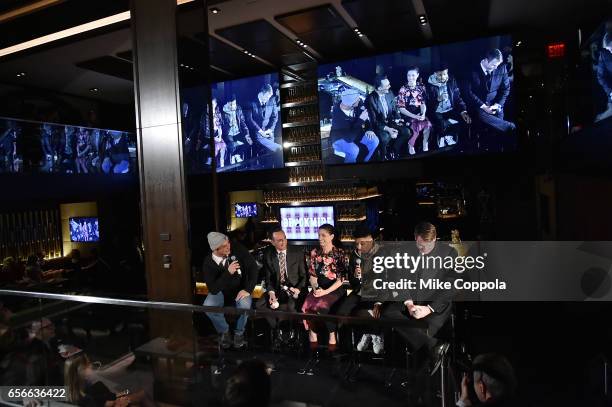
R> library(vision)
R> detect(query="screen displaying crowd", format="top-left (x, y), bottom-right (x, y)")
top-left (69, 217), bottom-right (100, 242)
top-left (235, 202), bottom-right (258, 218)
top-left (318, 35), bottom-right (515, 165)
top-left (0, 118), bottom-right (136, 174)
top-left (181, 73), bottom-right (284, 173)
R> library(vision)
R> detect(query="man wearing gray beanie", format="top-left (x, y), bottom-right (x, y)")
top-left (201, 231), bottom-right (258, 349)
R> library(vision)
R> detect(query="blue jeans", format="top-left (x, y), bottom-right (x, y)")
top-left (333, 131), bottom-right (379, 163)
top-left (203, 291), bottom-right (252, 335)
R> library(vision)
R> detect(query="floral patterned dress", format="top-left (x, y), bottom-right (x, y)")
top-left (301, 246), bottom-right (348, 324)
top-left (396, 83), bottom-right (432, 141)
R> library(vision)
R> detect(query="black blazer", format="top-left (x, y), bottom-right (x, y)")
top-left (329, 102), bottom-right (367, 144)
top-left (427, 76), bottom-right (467, 114)
top-left (202, 243), bottom-right (258, 295)
top-left (247, 98), bottom-right (278, 134)
top-left (365, 90), bottom-right (401, 138)
top-left (261, 245), bottom-right (306, 293)
top-left (465, 64), bottom-right (511, 109)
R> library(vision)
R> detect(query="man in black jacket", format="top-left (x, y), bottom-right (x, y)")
top-left (465, 49), bottom-right (515, 136)
top-left (247, 84), bottom-right (281, 154)
top-left (365, 74), bottom-right (410, 160)
top-left (202, 232), bottom-right (258, 349)
top-left (256, 227), bottom-right (306, 326)
top-left (222, 95), bottom-right (252, 163)
top-left (329, 89), bottom-right (379, 163)
top-left (382, 222), bottom-right (456, 372)
top-left (427, 66), bottom-right (472, 148)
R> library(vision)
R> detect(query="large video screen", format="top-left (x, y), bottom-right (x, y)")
top-left (181, 73), bottom-right (284, 173)
top-left (318, 35), bottom-right (515, 165)
top-left (580, 21), bottom-right (612, 130)
top-left (280, 206), bottom-right (334, 240)
top-left (69, 217), bottom-right (100, 242)
top-left (0, 117), bottom-right (136, 174)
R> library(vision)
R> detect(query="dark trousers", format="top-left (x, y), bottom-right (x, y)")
top-left (376, 126), bottom-right (411, 160)
top-left (334, 292), bottom-right (383, 335)
top-left (476, 107), bottom-right (515, 133)
top-left (255, 290), bottom-right (296, 328)
top-left (227, 132), bottom-right (251, 160)
top-left (432, 111), bottom-right (461, 144)
top-left (382, 302), bottom-right (439, 351)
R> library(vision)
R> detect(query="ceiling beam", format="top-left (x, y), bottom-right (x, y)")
top-left (0, 0), bottom-right (65, 24)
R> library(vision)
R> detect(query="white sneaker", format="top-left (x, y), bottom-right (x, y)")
top-left (423, 141), bottom-right (429, 152)
top-left (409, 145), bottom-right (416, 155)
top-left (445, 136), bottom-right (456, 145)
top-left (356, 334), bottom-right (372, 351)
top-left (372, 335), bottom-right (384, 354)
top-left (438, 137), bottom-right (446, 148)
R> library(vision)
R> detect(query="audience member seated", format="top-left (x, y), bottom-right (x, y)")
top-left (457, 353), bottom-right (517, 407)
top-left (0, 257), bottom-right (24, 285)
top-left (27, 318), bottom-right (64, 385)
top-left (65, 352), bottom-right (155, 407)
top-left (224, 359), bottom-right (271, 407)
top-left (25, 254), bottom-right (44, 282)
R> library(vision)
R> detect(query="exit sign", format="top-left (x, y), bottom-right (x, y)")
top-left (547, 42), bottom-right (566, 58)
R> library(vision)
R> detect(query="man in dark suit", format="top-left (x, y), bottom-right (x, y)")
top-left (256, 227), bottom-right (306, 324)
top-left (465, 49), bottom-right (516, 136)
top-left (382, 221), bottom-right (456, 374)
top-left (202, 232), bottom-right (258, 349)
top-left (427, 65), bottom-right (472, 148)
top-left (365, 74), bottom-right (410, 160)
top-left (247, 84), bottom-right (281, 154)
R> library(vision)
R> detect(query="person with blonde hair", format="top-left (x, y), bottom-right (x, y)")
top-left (64, 353), bottom-right (154, 407)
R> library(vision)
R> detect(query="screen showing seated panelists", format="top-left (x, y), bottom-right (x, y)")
top-left (69, 217), bottom-right (100, 242)
top-left (212, 73), bottom-right (283, 173)
top-left (235, 202), bottom-right (258, 218)
top-left (318, 35), bottom-right (515, 165)
top-left (280, 206), bottom-right (334, 240)
top-left (0, 117), bottom-right (136, 174)
top-left (584, 21), bottom-right (612, 127)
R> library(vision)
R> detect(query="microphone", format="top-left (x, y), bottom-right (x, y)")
top-left (355, 258), bottom-right (362, 281)
top-left (230, 255), bottom-right (241, 276)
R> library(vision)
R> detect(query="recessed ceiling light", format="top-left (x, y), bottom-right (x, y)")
top-left (358, 33), bottom-right (364, 37)
top-left (353, 28), bottom-right (359, 32)
top-left (16, 72), bottom-right (26, 77)
top-left (89, 87), bottom-right (99, 92)
top-left (418, 15), bottom-right (427, 25)
top-left (210, 7), bottom-right (220, 14)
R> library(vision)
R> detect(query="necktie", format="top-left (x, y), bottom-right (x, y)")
top-left (279, 252), bottom-right (287, 284)
top-left (381, 95), bottom-right (388, 118)
top-left (222, 257), bottom-right (228, 269)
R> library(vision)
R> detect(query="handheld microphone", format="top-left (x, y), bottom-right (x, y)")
top-left (355, 258), bottom-right (362, 281)
top-left (230, 255), bottom-right (241, 275)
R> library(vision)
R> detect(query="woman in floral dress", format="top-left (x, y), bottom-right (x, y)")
top-left (302, 224), bottom-right (348, 349)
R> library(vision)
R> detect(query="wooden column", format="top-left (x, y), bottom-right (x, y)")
top-left (130, 0), bottom-right (192, 315)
